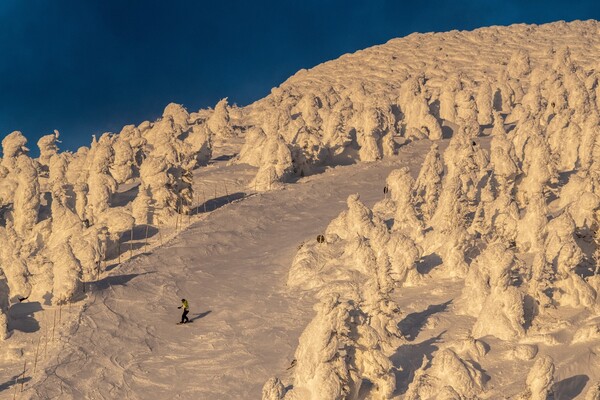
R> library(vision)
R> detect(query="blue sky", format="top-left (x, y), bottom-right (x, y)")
top-left (1, 0), bottom-right (599, 152)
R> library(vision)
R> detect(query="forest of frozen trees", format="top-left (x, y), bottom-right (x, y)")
top-left (4, 19), bottom-right (600, 399)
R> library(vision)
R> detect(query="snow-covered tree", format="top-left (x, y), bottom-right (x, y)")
top-left (462, 242), bottom-right (526, 340)
top-left (284, 294), bottom-right (355, 400)
top-left (36, 130), bottom-right (60, 170)
top-left (207, 98), bottom-right (234, 138)
top-left (86, 135), bottom-right (117, 224)
top-left (13, 155), bottom-right (40, 238)
top-left (439, 75), bottom-right (462, 123)
top-left (110, 136), bottom-right (135, 184)
top-left (414, 143), bottom-right (443, 221)
top-left (249, 134), bottom-right (294, 192)
top-left (386, 167), bottom-right (423, 240)
top-left (398, 77), bottom-right (442, 140)
top-left (476, 81), bottom-right (494, 126)
top-left (517, 355), bottom-right (554, 400)
top-left (1, 131), bottom-right (29, 170)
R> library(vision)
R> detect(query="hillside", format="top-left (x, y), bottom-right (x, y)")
top-left (1, 19), bottom-right (600, 399)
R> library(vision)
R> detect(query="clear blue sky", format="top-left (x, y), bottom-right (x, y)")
top-left (1, 0), bottom-right (599, 152)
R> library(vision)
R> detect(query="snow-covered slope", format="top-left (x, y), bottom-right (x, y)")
top-left (3, 19), bottom-right (600, 400)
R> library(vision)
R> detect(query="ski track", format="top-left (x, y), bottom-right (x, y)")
top-left (23, 140), bottom-right (432, 399)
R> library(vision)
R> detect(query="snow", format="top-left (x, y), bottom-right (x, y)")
top-left (3, 18), bottom-right (600, 400)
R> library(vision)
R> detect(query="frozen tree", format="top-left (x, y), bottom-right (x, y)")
top-left (87, 137), bottom-right (118, 224)
top-left (207, 98), bottom-right (234, 138)
top-left (0, 227), bottom-right (32, 302)
top-left (455, 90), bottom-right (478, 123)
top-left (516, 133), bottom-right (557, 208)
top-left (131, 184), bottom-right (152, 225)
top-left (282, 290), bottom-right (396, 400)
top-left (326, 195), bottom-right (388, 245)
top-left (558, 172), bottom-right (598, 228)
top-left (48, 153), bottom-right (69, 192)
top-left (490, 117), bottom-right (519, 187)
top-left (250, 134), bottom-right (294, 191)
top-left (507, 49), bottom-right (531, 80)
top-left (238, 127), bottom-right (268, 167)
top-left (110, 136), bottom-right (135, 184)
top-left (398, 77), bottom-right (442, 140)
top-left (355, 100), bottom-right (395, 162)
top-left (162, 103), bottom-right (190, 132)
top-left (385, 167), bottom-right (423, 240)
top-left (96, 209), bottom-right (135, 261)
top-left (428, 177), bottom-right (472, 278)
top-left (358, 270), bottom-right (404, 347)
top-left (385, 232), bottom-right (423, 286)
top-left (321, 97), bottom-right (355, 158)
top-left (487, 183), bottom-right (520, 244)
top-left (463, 242), bottom-right (526, 340)
top-left (546, 109), bottom-right (580, 171)
top-left (495, 71), bottom-right (515, 113)
top-left (414, 143), bottom-right (443, 221)
top-left (261, 377), bottom-right (285, 400)
top-left (519, 84), bottom-right (544, 120)
top-left (65, 147), bottom-right (90, 186)
top-left (0, 273), bottom-right (8, 340)
top-left (442, 122), bottom-right (489, 203)
top-left (73, 182), bottom-right (88, 222)
top-left (439, 75), bottom-right (462, 123)
top-left (517, 355), bottom-right (554, 400)
top-left (290, 125), bottom-right (329, 176)
top-left (1, 131), bottom-right (29, 170)
top-left (476, 81), bottom-right (494, 126)
top-left (351, 319), bottom-right (396, 398)
top-left (50, 241), bottom-right (82, 304)
top-left (47, 184), bottom-right (100, 282)
top-left (137, 155), bottom-right (175, 223)
top-left (13, 155), bottom-right (40, 238)
top-left (580, 114), bottom-right (600, 173)
top-left (296, 93), bottom-right (322, 131)
top-left (118, 124), bottom-right (146, 169)
top-left (516, 192), bottom-right (548, 253)
top-left (284, 294), bottom-right (355, 400)
top-left (143, 116), bottom-right (181, 157)
top-left (184, 123), bottom-right (212, 166)
top-left (541, 211), bottom-right (596, 309)
top-left (585, 382), bottom-right (600, 400)
top-left (37, 130), bottom-right (60, 170)
top-left (405, 349), bottom-right (486, 399)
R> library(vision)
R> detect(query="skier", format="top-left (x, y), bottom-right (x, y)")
top-left (178, 298), bottom-right (190, 324)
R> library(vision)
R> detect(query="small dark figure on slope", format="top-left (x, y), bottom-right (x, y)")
top-left (178, 298), bottom-right (190, 324)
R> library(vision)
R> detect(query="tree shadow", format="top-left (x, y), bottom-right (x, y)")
top-left (417, 253), bottom-right (442, 274)
top-left (91, 272), bottom-right (155, 290)
top-left (193, 192), bottom-right (247, 214)
top-left (391, 331), bottom-right (445, 395)
top-left (212, 154), bottom-right (237, 161)
top-left (0, 374), bottom-right (31, 393)
top-left (398, 300), bottom-right (452, 341)
top-left (441, 125), bottom-right (454, 139)
top-left (189, 310), bottom-right (212, 322)
top-left (119, 224), bottom-right (159, 241)
top-left (7, 301), bottom-right (43, 333)
top-left (551, 374), bottom-right (589, 400)
top-left (111, 184), bottom-right (140, 207)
